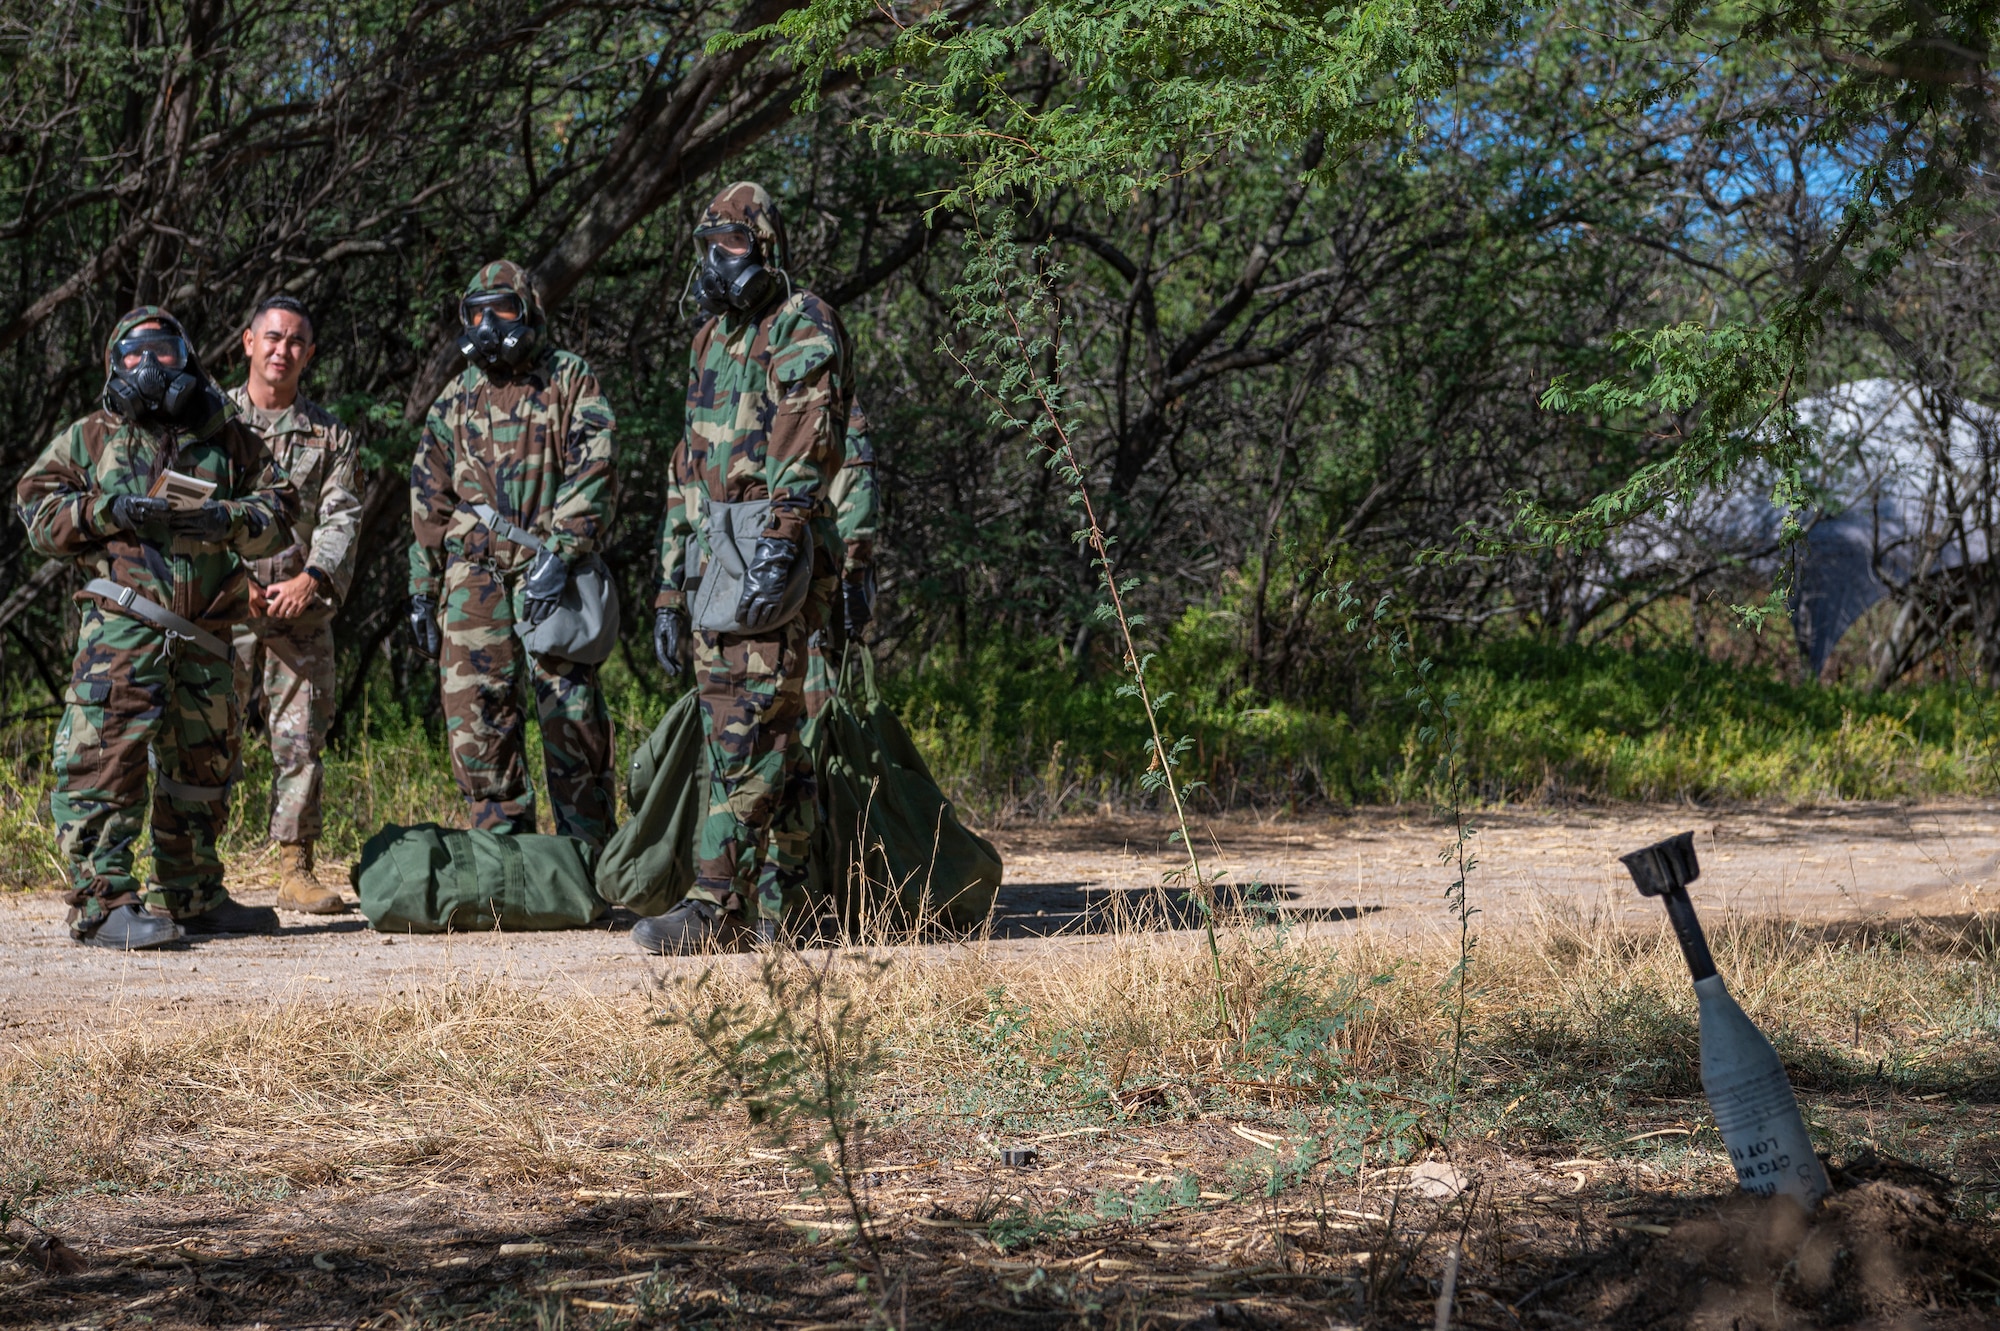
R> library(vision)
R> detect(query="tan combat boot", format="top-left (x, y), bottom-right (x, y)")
top-left (275, 842), bottom-right (348, 914)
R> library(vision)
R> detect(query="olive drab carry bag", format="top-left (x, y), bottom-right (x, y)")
top-left (593, 689), bottom-right (704, 917)
top-left (592, 653), bottom-right (1004, 931)
top-left (807, 650), bottom-right (1003, 930)
top-left (353, 824), bottom-right (605, 933)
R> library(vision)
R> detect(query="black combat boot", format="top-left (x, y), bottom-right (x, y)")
top-left (631, 898), bottom-right (733, 955)
top-left (179, 894), bottom-right (281, 935)
top-left (76, 902), bottom-right (184, 950)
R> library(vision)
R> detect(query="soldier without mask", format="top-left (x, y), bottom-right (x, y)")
top-left (228, 294), bottom-right (362, 915)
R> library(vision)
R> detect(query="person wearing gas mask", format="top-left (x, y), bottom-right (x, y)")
top-left (406, 261), bottom-right (617, 848)
top-left (228, 294), bottom-right (361, 915)
top-left (16, 308), bottom-right (299, 948)
top-left (643, 182), bottom-right (852, 954)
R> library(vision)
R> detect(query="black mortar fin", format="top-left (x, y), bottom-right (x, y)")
top-left (1619, 830), bottom-right (1700, 898)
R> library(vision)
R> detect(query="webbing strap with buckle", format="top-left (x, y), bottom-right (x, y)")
top-left (469, 503), bottom-right (548, 554)
top-left (83, 578), bottom-right (228, 659)
top-left (154, 772), bottom-right (228, 802)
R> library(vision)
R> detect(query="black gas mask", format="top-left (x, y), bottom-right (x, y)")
top-left (693, 224), bottom-right (778, 317)
top-left (103, 328), bottom-right (205, 425)
top-left (458, 290), bottom-right (538, 372)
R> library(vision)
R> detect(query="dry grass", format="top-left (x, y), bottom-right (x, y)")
top-left (4, 904), bottom-right (1995, 1213)
top-left (3, 905), bottom-right (1997, 1329)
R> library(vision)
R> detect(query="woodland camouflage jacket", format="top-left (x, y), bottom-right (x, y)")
top-left (407, 261), bottom-right (618, 599)
top-left (652, 289), bottom-right (853, 609)
top-left (227, 386), bottom-right (362, 602)
top-left (17, 307), bottom-right (299, 630)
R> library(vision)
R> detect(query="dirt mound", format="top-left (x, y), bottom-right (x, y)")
top-left (1571, 1171), bottom-right (2000, 1329)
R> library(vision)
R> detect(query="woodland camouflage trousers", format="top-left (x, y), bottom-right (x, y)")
top-left (437, 559), bottom-right (615, 849)
top-left (232, 612), bottom-right (334, 844)
top-left (689, 576), bottom-right (833, 922)
top-left (53, 603), bottom-right (237, 927)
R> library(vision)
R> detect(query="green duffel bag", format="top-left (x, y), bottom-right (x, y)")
top-left (593, 689), bottom-right (703, 917)
top-left (353, 823), bottom-right (605, 933)
top-left (809, 651), bottom-right (1004, 930)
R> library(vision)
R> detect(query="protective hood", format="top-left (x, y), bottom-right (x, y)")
top-left (696, 182), bottom-right (789, 271)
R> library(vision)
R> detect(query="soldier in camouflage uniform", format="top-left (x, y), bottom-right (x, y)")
top-left (643, 181), bottom-right (852, 954)
top-left (229, 295), bottom-right (361, 914)
top-left (407, 260), bottom-right (618, 848)
top-left (17, 308), bottom-right (299, 948)
top-left (802, 396), bottom-right (881, 720)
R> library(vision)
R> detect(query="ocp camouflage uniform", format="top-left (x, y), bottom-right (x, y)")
top-left (227, 388), bottom-right (361, 845)
top-left (655, 183), bottom-right (852, 923)
top-left (16, 308), bottom-right (299, 928)
top-left (803, 397), bottom-right (881, 720)
top-left (409, 261), bottom-right (618, 848)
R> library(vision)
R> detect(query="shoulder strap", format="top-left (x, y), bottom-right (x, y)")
top-left (468, 502), bottom-right (546, 554)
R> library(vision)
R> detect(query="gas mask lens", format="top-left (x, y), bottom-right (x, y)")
top-left (114, 331), bottom-right (189, 373)
top-left (699, 225), bottom-right (755, 259)
top-left (460, 291), bottom-right (526, 325)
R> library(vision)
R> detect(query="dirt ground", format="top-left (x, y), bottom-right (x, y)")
top-left (2, 802), bottom-right (1995, 1042)
top-left (4, 1122), bottom-right (1995, 1329)
top-left (5, 803), bottom-right (2000, 1328)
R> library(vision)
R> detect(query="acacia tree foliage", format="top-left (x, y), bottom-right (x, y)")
top-left (784, 0), bottom-right (1999, 534)
top-left (2, 0), bottom-right (1995, 741)
top-left (810, 0), bottom-right (1957, 691)
top-left (0, 0), bottom-right (926, 717)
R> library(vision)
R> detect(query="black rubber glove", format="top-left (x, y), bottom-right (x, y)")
top-left (168, 500), bottom-right (233, 543)
top-left (735, 535), bottom-right (800, 632)
top-left (108, 495), bottom-right (169, 535)
top-left (653, 607), bottom-right (689, 679)
top-left (521, 548), bottom-right (568, 626)
top-left (842, 575), bottom-right (874, 640)
top-left (409, 595), bottom-right (442, 660)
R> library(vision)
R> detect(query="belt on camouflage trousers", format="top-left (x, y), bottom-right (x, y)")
top-left (147, 748), bottom-right (240, 804)
top-left (82, 578), bottom-right (230, 660)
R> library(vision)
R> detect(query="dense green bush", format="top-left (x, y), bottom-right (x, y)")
top-left (4, 628), bottom-right (1998, 890)
top-left (891, 623), bottom-right (2000, 819)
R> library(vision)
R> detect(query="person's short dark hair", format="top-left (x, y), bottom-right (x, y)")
top-left (250, 293), bottom-right (315, 342)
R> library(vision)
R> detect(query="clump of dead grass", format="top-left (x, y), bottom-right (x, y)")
top-left (3, 905), bottom-right (1995, 1218)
